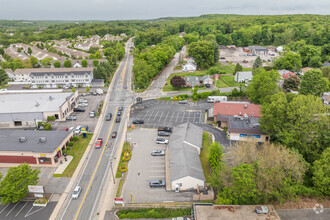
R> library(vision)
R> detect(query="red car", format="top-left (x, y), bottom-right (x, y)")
top-left (95, 138), bottom-right (103, 149)
top-left (64, 127), bottom-right (69, 131)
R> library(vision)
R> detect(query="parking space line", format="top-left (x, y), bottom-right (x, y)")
top-left (142, 111), bottom-right (150, 119)
top-left (170, 112), bottom-right (175, 122)
top-left (6, 202), bottom-right (19, 216)
top-left (25, 206), bottom-right (45, 218)
top-left (147, 111), bottom-right (154, 120)
top-left (181, 112), bottom-right (185, 122)
top-left (15, 202), bottom-right (28, 217)
top-left (153, 111), bottom-right (159, 121)
top-left (164, 112), bottom-right (170, 122)
top-left (156, 100), bottom-right (160, 104)
top-left (158, 112), bottom-right (164, 122)
top-left (200, 111), bottom-right (203, 123)
top-left (0, 203), bottom-right (10, 214)
top-left (175, 112), bottom-right (180, 123)
top-left (148, 189), bottom-right (165, 192)
top-left (150, 165), bottom-right (164, 168)
top-left (194, 112), bottom-right (197, 123)
top-left (48, 167), bottom-right (57, 178)
top-left (150, 170), bottom-right (165, 173)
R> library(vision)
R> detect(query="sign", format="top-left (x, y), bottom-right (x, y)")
top-left (28, 185), bottom-right (44, 193)
top-left (40, 154), bottom-right (46, 158)
top-left (56, 148), bottom-right (60, 152)
top-left (240, 134), bottom-right (261, 138)
top-left (114, 198), bottom-right (123, 205)
top-left (230, 135), bottom-right (240, 141)
top-left (34, 193), bottom-right (44, 198)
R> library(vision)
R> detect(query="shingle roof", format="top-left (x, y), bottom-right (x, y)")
top-left (170, 123), bottom-right (203, 149)
top-left (227, 116), bottom-right (266, 135)
top-left (213, 103), bottom-right (262, 117)
top-left (0, 130), bottom-right (71, 153)
top-left (11, 68), bottom-right (93, 75)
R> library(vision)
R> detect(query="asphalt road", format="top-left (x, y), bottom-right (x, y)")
top-left (59, 39), bottom-right (135, 220)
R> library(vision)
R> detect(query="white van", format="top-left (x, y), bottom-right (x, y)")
top-left (207, 96), bottom-right (227, 103)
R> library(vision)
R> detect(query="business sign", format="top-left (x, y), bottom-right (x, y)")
top-left (34, 193), bottom-right (44, 198)
top-left (28, 185), bottom-right (44, 193)
top-left (114, 198), bottom-right (124, 205)
top-left (40, 154), bottom-right (46, 158)
top-left (57, 148), bottom-right (60, 152)
top-left (230, 135), bottom-right (240, 141)
top-left (240, 134), bottom-right (261, 138)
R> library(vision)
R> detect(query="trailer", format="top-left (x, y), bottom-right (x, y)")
top-left (207, 96), bottom-right (227, 103)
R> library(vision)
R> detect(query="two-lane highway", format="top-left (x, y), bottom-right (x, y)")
top-left (59, 39), bottom-right (134, 220)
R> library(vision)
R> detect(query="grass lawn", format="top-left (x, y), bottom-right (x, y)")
top-left (200, 131), bottom-right (212, 182)
top-left (163, 71), bottom-right (206, 92)
top-left (116, 178), bottom-right (124, 197)
top-left (215, 75), bottom-right (241, 88)
top-left (54, 134), bottom-right (92, 177)
top-left (117, 208), bottom-right (191, 219)
top-left (116, 142), bottom-right (132, 178)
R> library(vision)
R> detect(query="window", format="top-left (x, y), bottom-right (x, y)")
top-left (14, 121), bottom-right (22, 126)
top-left (39, 158), bottom-right (51, 163)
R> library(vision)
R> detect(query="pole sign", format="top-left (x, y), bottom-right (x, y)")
top-left (28, 185), bottom-right (44, 193)
top-left (114, 198), bottom-right (124, 205)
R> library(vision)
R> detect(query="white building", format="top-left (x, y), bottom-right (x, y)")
top-left (235, 71), bottom-right (253, 83)
top-left (182, 62), bottom-right (197, 72)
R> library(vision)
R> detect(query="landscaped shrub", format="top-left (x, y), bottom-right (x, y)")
top-left (47, 115), bottom-right (56, 121)
top-left (117, 208), bottom-right (191, 219)
top-left (44, 123), bottom-right (51, 130)
top-left (68, 142), bottom-right (74, 147)
top-left (72, 136), bottom-right (78, 142)
top-left (119, 166), bottom-right (127, 172)
top-left (66, 147), bottom-right (71, 151)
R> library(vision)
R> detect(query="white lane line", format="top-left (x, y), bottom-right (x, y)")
top-left (15, 202), bottom-right (28, 217)
top-left (147, 111), bottom-right (154, 120)
top-left (150, 161), bottom-right (164, 163)
top-left (25, 206), bottom-right (45, 218)
top-left (158, 112), bottom-right (164, 122)
top-left (193, 112), bottom-right (197, 123)
top-left (181, 112), bottom-right (186, 122)
top-left (0, 204), bottom-right (10, 214)
top-left (150, 170), bottom-right (165, 173)
top-left (163, 112), bottom-right (170, 122)
top-left (142, 111), bottom-right (150, 119)
top-left (48, 167), bottom-right (57, 178)
top-left (153, 111), bottom-right (159, 121)
top-left (6, 202), bottom-right (19, 216)
top-left (149, 176), bottom-right (165, 178)
top-left (170, 112), bottom-right (175, 122)
top-left (175, 112), bottom-right (180, 123)
top-left (24, 205), bottom-right (34, 218)
top-left (150, 165), bottom-right (165, 168)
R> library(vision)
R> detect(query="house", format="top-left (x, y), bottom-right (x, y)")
top-left (0, 92), bottom-right (79, 128)
top-left (247, 46), bottom-right (268, 55)
top-left (235, 71), bottom-right (253, 83)
top-left (300, 67), bottom-right (313, 75)
top-left (73, 61), bottom-right (82, 68)
top-left (322, 62), bottom-right (330, 67)
top-left (168, 123), bottom-right (205, 191)
top-left (0, 130), bottom-right (73, 166)
top-left (277, 69), bottom-right (295, 79)
top-left (200, 75), bottom-right (213, 86)
top-left (182, 62), bottom-right (197, 72)
top-left (185, 76), bottom-right (200, 87)
top-left (92, 79), bottom-right (105, 87)
top-left (321, 92), bottom-right (330, 106)
top-left (120, 33), bottom-right (127, 38)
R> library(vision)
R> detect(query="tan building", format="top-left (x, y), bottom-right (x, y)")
top-left (0, 92), bottom-right (78, 128)
top-left (0, 130), bottom-right (73, 166)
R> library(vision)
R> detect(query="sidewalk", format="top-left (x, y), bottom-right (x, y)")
top-left (53, 156), bottom-right (73, 175)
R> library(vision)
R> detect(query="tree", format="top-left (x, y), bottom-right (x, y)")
top-left (283, 75), bottom-right (300, 92)
top-left (40, 58), bottom-right (53, 67)
top-left (27, 47), bottom-right (32, 55)
top-left (247, 69), bottom-right (280, 104)
top-left (0, 69), bottom-right (9, 84)
top-left (170, 76), bottom-right (185, 88)
top-left (300, 69), bottom-right (329, 96)
top-left (29, 56), bottom-right (39, 68)
top-left (53, 60), bottom-right (61, 68)
top-left (0, 48), bottom-right (4, 55)
top-left (208, 142), bottom-right (224, 170)
top-left (273, 51), bottom-right (302, 72)
top-left (72, 87), bottom-right (76, 92)
top-left (188, 41), bottom-right (215, 69)
top-left (17, 48), bottom-right (22, 53)
top-left (298, 45), bottom-right (322, 67)
top-left (234, 63), bottom-right (243, 73)
top-left (0, 163), bottom-right (40, 204)
top-left (253, 56), bottom-right (262, 69)
top-left (320, 66), bottom-right (330, 82)
top-left (207, 66), bottom-right (221, 75)
top-left (86, 86), bottom-right (90, 92)
top-left (93, 59), bottom-right (99, 67)
top-left (64, 60), bottom-right (72, 68)
top-left (260, 93), bottom-right (329, 163)
top-left (312, 147), bottom-right (330, 195)
top-left (95, 51), bottom-right (102, 59)
top-left (81, 59), bottom-right (88, 67)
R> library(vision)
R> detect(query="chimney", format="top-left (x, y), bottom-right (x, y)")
top-left (244, 104), bottom-right (247, 109)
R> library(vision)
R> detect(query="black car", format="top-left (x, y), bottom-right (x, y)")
top-left (116, 117), bottom-right (121, 123)
top-left (133, 119), bottom-right (144, 124)
top-left (73, 107), bottom-right (85, 112)
top-left (118, 107), bottom-right (123, 111)
top-left (106, 113), bottom-right (112, 121)
top-left (158, 127), bottom-right (172, 133)
top-left (158, 131), bottom-right (170, 136)
top-left (117, 111), bottom-right (121, 116)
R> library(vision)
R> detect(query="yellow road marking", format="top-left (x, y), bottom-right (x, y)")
top-left (120, 57), bottom-right (128, 90)
top-left (74, 107), bottom-right (119, 220)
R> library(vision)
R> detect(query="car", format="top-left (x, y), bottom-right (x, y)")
top-left (151, 150), bottom-right (165, 156)
top-left (132, 119), bottom-right (144, 124)
top-left (156, 138), bottom-right (169, 144)
top-left (79, 99), bottom-right (88, 103)
top-left (89, 111), bottom-right (95, 118)
top-left (81, 93), bottom-right (87, 96)
top-left (157, 127), bottom-right (172, 133)
top-left (256, 206), bottom-right (269, 214)
top-left (91, 91), bottom-right (98, 96)
top-left (117, 111), bottom-right (121, 116)
top-left (64, 85), bottom-right (71, 89)
top-left (95, 138), bottom-right (103, 149)
top-left (158, 131), bottom-right (170, 136)
top-left (64, 127), bottom-right (69, 131)
top-left (106, 113), bottom-right (112, 121)
top-left (69, 127), bottom-right (74, 132)
top-left (66, 116), bottom-right (77, 120)
top-left (111, 131), bottom-right (117, 138)
top-left (179, 100), bottom-right (187, 104)
top-left (73, 108), bottom-right (85, 112)
top-left (74, 126), bottom-right (82, 135)
top-left (118, 107), bottom-right (123, 111)
top-left (220, 57), bottom-right (226, 59)
top-left (78, 103), bottom-right (88, 107)
top-left (149, 179), bottom-right (166, 188)
top-left (72, 186), bottom-right (81, 199)
top-left (116, 117), bottom-right (121, 123)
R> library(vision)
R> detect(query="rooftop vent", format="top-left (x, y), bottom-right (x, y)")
top-left (39, 137), bottom-right (46, 143)
top-left (234, 115), bottom-right (239, 119)
top-left (19, 137), bottom-right (26, 142)
top-left (35, 102), bottom-right (40, 107)
top-left (244, 114), bottom-right (248, 119)
top-left (244, 104), bottom-right (247, 108)
top-left (49, 96), bottom-right (53, 101)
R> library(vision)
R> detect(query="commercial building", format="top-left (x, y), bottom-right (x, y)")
top-left (0, 92), bottom-right (78, 128)
top-left (0, 130), bottom-right (72, 166)
top-left (6, 68), bottom-right (94, 88)
top-left (167, 123), bottom-right (205, 191)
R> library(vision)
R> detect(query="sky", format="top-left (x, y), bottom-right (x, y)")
top-left (0, 0), bottom-right (329, 20)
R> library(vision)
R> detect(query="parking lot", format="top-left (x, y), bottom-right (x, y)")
top-left (122, 128), bottom-right (194, 203)
top-left (52, 93), bottom-right (104, 132)
top-left (130, 99), bottom-right (213, 128)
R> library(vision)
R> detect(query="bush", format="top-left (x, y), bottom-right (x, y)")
top-left (66, 147), bottom-right (71, 151)
top-left (117, 208), bottom-right (191, 219)
top-left (47, 115), bottom-right (56, 121)
top-left (119, 166), bottom-right (127, 172)
top-left (68, 142), bottom-right (74, 147)
top-left (44, 123), bottom-right (51, 130)
top-left (72, 136), bottom-right (78, 142)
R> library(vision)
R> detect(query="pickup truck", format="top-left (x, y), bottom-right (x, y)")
top-left (157, 127), bottom-right (173, 133)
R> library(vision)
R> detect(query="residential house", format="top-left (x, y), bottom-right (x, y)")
top-left (321, 92), bottom-right (330, 106)
top-left (92, 79), bottom-right (105, 87)
top-left (277, 69), bottom-right (295, 79)
top-left (247, 46), bottom-right (268, 55)
top-left (235, 71), bottom-right (253, 83)
top-left (185, 76), bottom-right (200, 87)
top-left (182, 62), bottom-right (197, 72)
top-left (322, 62), bottom-right (330, 67)
top-left (200, 75), bottom-right (213, 86)
top-left (73, 61), bottom-right (82, 68)
top-left (300, 67), bottom-right (313, 75)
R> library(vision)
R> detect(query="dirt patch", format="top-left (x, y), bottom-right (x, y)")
top-left (214, 206), bottom-right (235, 213)
top-left (273, 197), bottom-right (330, 209)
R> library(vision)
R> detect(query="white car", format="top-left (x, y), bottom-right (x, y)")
top-left (156, 138), bottom-right (169, 144)
top-left (79, 99), bottom-right (88, 103)
top-left (72, 186), bottom-right (81, 199)
top-left (74, 126), bottom-right (81, 135)
top-left (69, 127), bottom-right (74, 132)
top-left (78, 103), bottom-right (88, 107)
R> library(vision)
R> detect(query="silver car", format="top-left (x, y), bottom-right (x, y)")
top-left (72, 186), bottom-right (81, 199)
top-left (156, 138), bottom-right (169, 144)
top-left (151, 150), bottom-right (165, 156)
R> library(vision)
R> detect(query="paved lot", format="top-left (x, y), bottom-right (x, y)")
top-left (52, 93), bottom-right (103, 132)
top-left (122, 128), bottom-right (194, 203)
top-left (0, 201), bottom-right (57, 220)
top-left (277, 208), bottom-right (330, 220)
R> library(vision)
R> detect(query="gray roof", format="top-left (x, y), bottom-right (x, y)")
top-left (30, 70), bottom-right (92, 77)
top-left (0, 93), bottom-right (75, 114)
top-left (11, 68), bottom-right (93, 75)
top-left (0, 130), bottom-right (71, 153)
top-left (92, 79), bottom-right (104, 83)
top-left (169, 142), bottom-right (205, 182)
top-left (235, 71), bottom-right (253, 82)
top-left (170, 123), bottom-right (203, 149)
top-left (227, 116), bottom-right (265, 135)
top-left (185, 76), bottom-right (200, 83)
top-left (0, 112), bottom-right (44, 122)
top-left (322, 62), bottom-right (330, 67)
top-left (248, 46), bottom-right (268, 51)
